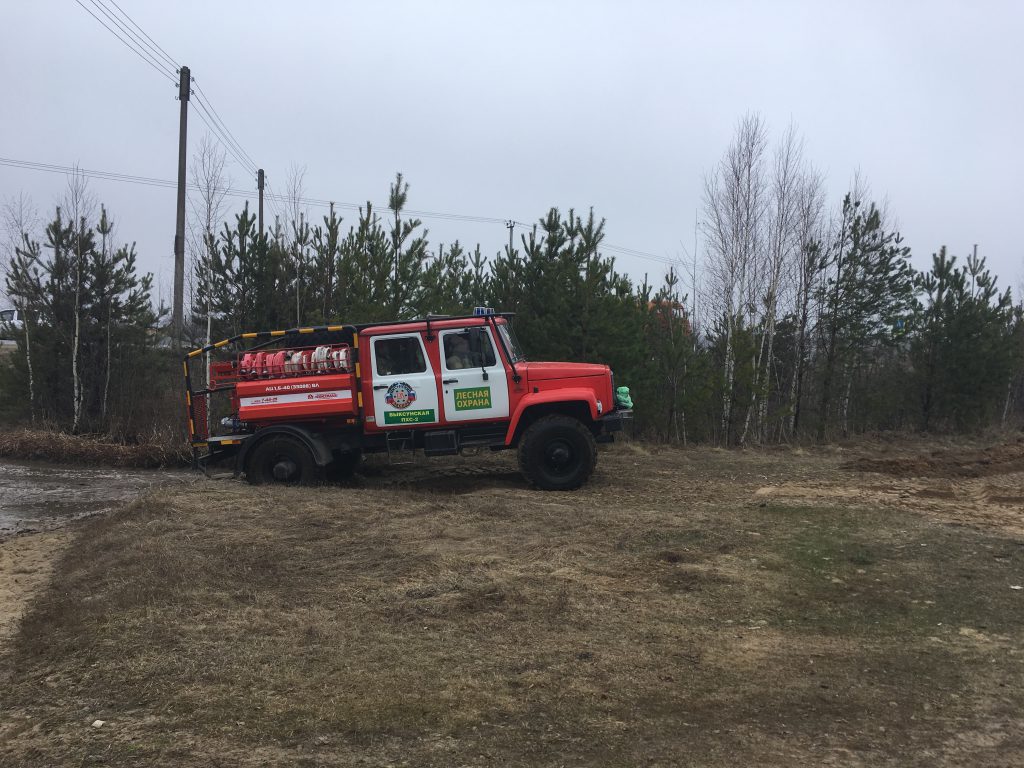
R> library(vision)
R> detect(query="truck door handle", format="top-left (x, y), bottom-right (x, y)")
top-left (373, 385), bottom-right (389, 390)
top-left (443, 378), bottom-right (459, 384)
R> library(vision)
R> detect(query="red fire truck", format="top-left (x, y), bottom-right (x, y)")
top-left (183, 309), bottom-right (631, 490)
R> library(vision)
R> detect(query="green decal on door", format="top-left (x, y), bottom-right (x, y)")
top-left (454, 387), bottom-right (492, 411)
top-left (384, 409), bottom-right (436, 425)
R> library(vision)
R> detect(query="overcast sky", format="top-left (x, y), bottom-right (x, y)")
top-left (3, 0), bottom-right (1022, 307)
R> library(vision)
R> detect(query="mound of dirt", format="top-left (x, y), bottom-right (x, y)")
top-left (844, 439), bottom-right (1024, 478)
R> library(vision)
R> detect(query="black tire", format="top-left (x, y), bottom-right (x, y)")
top-left (517, 414), bottom-right (597, 491)
top-left (246, 435), bottom-right (322, 486)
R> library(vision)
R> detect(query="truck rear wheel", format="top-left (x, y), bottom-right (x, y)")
top-left (246, 435), bottom-right (322, 486)
top-left (517, 414), bottom-right (597, 491)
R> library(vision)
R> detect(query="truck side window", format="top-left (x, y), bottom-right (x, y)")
top-left (375, 337), bottom-right (427, 376)
top-left (444, 330), bottom-right (496, 370)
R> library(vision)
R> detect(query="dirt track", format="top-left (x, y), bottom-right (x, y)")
top-left (1, 437), bottom-right (1022, 767)
top-left (845, 439), bottom-right (1024, 479)
top-left (0, 530), bottom-right (69, 646)
top-left (759, 439), bottom-right (1024, 537)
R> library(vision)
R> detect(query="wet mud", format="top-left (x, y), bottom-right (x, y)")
top-left (0, 459), bottom-right (184, 535)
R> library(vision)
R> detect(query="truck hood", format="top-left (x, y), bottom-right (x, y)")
top-left (521, 361), bottom-right (609, 381)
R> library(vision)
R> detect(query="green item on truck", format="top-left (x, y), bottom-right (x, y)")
top-left (615, 386), bottom-right (633, 409)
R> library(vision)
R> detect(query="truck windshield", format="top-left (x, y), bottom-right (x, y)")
top-left (0, 310), bottom-right (14, 322)
top-left (497, 321), bottom-right (525, 363)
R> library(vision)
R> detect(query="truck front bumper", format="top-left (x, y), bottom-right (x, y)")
top-left (596, 409), bottom-right (633, 442)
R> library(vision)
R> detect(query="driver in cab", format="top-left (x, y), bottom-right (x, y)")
top-left (445, 333), bottom-right (474, 370)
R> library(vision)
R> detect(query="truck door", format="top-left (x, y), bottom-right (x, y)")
top-left (438, 327), bottom-right (510, 422)
top-left (369, 333), bottom-right (440, 428)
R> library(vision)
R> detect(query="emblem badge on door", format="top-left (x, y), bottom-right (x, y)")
top-left (385, 382), bottom-right (417, 409)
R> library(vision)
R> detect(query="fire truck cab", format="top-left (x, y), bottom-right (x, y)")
top-left (184, 310), bottom-right (630, 490)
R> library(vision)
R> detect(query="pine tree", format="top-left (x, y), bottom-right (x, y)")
top-left (387, 173), bottom-right (428, 318)
top-left (816, 195), bottom-right (915, 439)
top-left (645, 269), bottom-right (693, 441)
top-left (310, 202), bottom-right (343, 323)
top-left (914, 247), bottom-right (1016, 430)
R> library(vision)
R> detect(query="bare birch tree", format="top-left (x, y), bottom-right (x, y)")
top-left (785, 167), bottom-right (826, 438)
top-left (187, 135), bottom-right (230, 403)
top-left (285, 165), bottom-right (309, 325)
top-left (702, 113), bottom-right (768, 444)
top-left (743, 124), bottom-right (806, 444)
top-left (63, 169), bottom-right (96, 432)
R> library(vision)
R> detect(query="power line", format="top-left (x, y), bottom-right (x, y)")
top-left (0, 157), bottom-right (248, 200)
top-left (2, 157), bottom-right (176, 189)
top-left (263, 179), bottom-right (286, 234)
top-left (603, 244), bottom-right (680, 266)
top-left (73, 1), bottom-right (261, 184)
top-left (190, 97), bottom-right (257, 175)
top-left (86, 0), bottom-right (177, 78)
top-left (102, 0), bottom-right (180, 71)
top-left (2, 155), bottom-right (684, 271)
top-left (191, 83), bottom-right (258, 172)
top-left (74, 0), bottom-right (176, 85)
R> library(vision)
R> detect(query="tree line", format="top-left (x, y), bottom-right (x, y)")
top-left (3, 117), bottom-right (1023, 442)
top-left (696, 115), bottom-right (1022, 443)
top-left (1, 181), bottom-right (162, 437)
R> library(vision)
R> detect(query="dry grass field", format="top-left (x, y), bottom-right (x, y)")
top-left (1, 437), bottom-right (1023, 766)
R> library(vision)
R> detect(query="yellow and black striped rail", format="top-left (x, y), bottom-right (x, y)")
top-left (184, 324), bottom-right (355, 359)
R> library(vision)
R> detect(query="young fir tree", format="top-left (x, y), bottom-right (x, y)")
top-left (413, 241), bottom-right (473, 316)
top-left (387, 173), bottom-right (428, 319)
top-left (644, 268), bottom-right (693, 442)
top-left (309, 202), bottom-right (344, 323)
top-left (339, 202), bottom-right (398, 323)
top-left (211, 203), bottom-right (290, 335)
top-left (914, 247), bottom-right (1017, 430)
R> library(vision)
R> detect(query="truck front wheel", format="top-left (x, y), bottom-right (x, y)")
top-left (517, 414), bottom-right (597, 491)
top-left (246, 435), bottom-right (322, 486)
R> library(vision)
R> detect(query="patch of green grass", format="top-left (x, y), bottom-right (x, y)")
top-left (759, 504), bottom-right (1024, 637)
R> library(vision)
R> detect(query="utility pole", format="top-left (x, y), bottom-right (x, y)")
top-left (506, 219), bottom-right (515, 256)
top-left (257, 169), bottom-right (265, 239)
top-left (172, 65), bottom-right (190, 349)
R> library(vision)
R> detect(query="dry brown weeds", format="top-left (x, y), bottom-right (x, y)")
top-left (0, 428), bottom-right (189, 468)
top-left (1, 443), bottom-right (1023, 766)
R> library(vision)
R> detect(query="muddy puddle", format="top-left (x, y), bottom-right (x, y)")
top-left (0, 459), bottom-right (186, 534)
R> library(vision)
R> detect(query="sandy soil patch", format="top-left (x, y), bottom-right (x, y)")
top-left (0, 530), bottom-right (71, 649)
